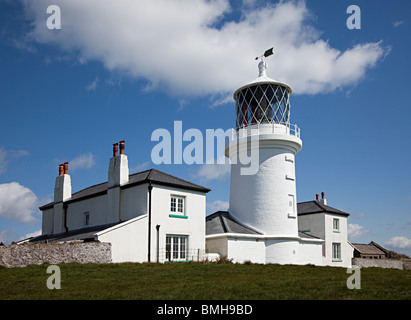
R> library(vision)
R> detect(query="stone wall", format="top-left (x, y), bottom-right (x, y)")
top-left (0, 242), bottom-right (112, 268)
top-left (352, 258), bottom-right (410, 270)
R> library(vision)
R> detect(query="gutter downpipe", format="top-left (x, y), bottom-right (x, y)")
top-left (63, 204), bottom-right (68, 232)
top-left (156, 224), bottom-right (160, 263)
top-left (148, 181), bottom-right (153, 262)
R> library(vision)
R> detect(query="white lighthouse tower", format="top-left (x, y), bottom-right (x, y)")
top-left (225, 51), bottom-right (305, 264)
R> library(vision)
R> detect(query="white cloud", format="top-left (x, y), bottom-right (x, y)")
top-left (384, 236), bottom-right (411, 250)
top-left (207, 200), bottom-right (229, 214)
top-left (0, 146), bottom-right (29, 175)
top-left (21, 229), bottom-right (42, 240)
top-left (194, 162), bottom-right (231, 182)
top-left (348, 223), bottom-right (370, 240)
top-left (393, 20), bottom-right (404, 28)
top-left (85, 76), bottom-right (99, 92)
top-left (0, 182), bottom-right (38, 224)
top-left (21, 0), bottom-right (388, 99)
top-left (69, 153), bottom-right (96, 171)
top-left (130, 161), bottom-right (150, 173)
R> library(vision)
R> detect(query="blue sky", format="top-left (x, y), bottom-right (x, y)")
top-left (0, 0), bottom-right (410, 256)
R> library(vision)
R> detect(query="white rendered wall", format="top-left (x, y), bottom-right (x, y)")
top-left (120, 184), bottom-right (148, 221)
top-left (265, 238), bottom-right (300, 265)
top-left (149, 185), bottom-right (206, 261)
top-left (227, 125), bottom-right (302, 237)
top-left (41, 208), bottom-right (54, 235)
top-left (96, 215), bottom-right (148, 263)
top-left (206, 237), bottom-right (228, 258)
top-left (227, 237), bottom-right (266, 264)
top-left (206, 234), bottom-right (323, 265)
top-left (66, 194), bottom-right (109, 230)
top-left (297, 240), bottom-right (324, 266)
top-left (323, 214), bottom-right (352, 268)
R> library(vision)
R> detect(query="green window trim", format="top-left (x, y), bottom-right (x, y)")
top-left (169, 214), bottom-right (188, 219)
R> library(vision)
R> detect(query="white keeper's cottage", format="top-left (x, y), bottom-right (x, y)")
top-left (31, 56), bottom-right (353, 268)
top-left (35, 141), bottom-right (210, 263)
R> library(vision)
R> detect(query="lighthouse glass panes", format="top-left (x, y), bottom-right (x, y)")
top-left (235, 84), bottom-right (290, 129)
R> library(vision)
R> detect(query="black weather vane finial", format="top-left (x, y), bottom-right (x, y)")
top-left (255, 47), bottom-right (274, 60)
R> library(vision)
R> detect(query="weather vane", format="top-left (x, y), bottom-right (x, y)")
top-left (255, 47), bottom-right (274, 60)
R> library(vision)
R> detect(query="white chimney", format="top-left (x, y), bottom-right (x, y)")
top-left (107, 140), bottom-right (129, 223)
top-left (53, 162), bottom-right (71, 234)
top-left (54, 162), bottom-right (72, 203)
top-left (319, 192), bottom-right (327, 206)
top-left (108, 140), bottom-right (129, 188)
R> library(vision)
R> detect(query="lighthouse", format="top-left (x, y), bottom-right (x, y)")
top-left (225, 51), bottom-right (304, 264)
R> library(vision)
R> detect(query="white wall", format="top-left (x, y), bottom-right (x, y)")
top-left (323, 213), bottom-right (352, 268)
top-left (120, 184), bottom-right (147, 221)
top-left (297, 240), bottom-right (323, 266)
top-left (265, 238), bottom-right (300, 265)
top-left (96, 215), bottom-right (148, 263)
top-left (227, 127), bottom-right (302, 238)
top-left (41, 208), bottom-right (54, 235)
top-left (149, 185), bottom-right (206, 261)
top-left (227, 237), bottom-right (266, 264)
top-left (206, 237), bottom-right (227, 258)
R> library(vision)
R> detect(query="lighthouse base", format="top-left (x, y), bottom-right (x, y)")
top-left (206, 234), bottom-right (324, 266)
top-left (206, 211), bottom-right (324, 266)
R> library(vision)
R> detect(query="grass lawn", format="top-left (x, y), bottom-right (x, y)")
top-left (0, 262), bottom-right (410, 300)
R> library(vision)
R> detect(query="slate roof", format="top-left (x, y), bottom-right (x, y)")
top-left (206, 211), bottom-right (321, 240)
top-left (351, 243), bottom-right (386, 255)
top-left (28, 223), bottom-right (119, 243)
top-left (297, 200), bottom-right (350, 217)
top-left (39, 169), bottom-right (210, 210)
top-left (206, 211), bottom-right (262, 235)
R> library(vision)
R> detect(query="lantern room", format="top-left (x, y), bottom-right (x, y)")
top-left (233, 60), bottom-right (293, 130)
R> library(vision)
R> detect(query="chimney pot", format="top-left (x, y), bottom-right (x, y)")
top-left (321, 192), bottom-right (325, 199)
top-left (64, 162), bottom-right (69, 175)
top-left (113, 143), bottom-right (119, 157)
top-left (316, 194), bottom-right (319, 201)
top-left (119, 140), bottom-right (125, 155)
top-left (59, 164), bottom-right (64, 176)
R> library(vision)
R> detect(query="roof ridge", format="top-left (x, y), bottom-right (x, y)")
top-left (148, 168), bottom-right (209, 189)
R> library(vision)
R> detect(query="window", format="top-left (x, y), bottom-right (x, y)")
top-left (84, 212), bottom-right (90, 226)
top-left (332, 243), bottom-right (341, 261)
top-left (165, 235), bottom-right (188, 262)
top-left (170, 195), bottom-right (187, 218)
top-left (333, 218), bottom-right (340, 232)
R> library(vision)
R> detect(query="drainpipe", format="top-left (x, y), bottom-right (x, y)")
top-left (63, 204), bottom-right (68, 232)
top-left (148, 181), bottom-right (153, 262)
top-left (156, 224), bottom-right (161, 263)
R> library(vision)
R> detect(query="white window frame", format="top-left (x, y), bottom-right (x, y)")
top-left (165, 235), bottom-right (188, 262)
top-left (332, 243), bottom-right (341, 261)
top-left (333, 218), bottom-right (340, 232)
top-left (170, 195), bottom-right (186, 217)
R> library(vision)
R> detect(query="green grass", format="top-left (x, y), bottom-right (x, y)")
top-left (0, 262), bottom-right (409, 300)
